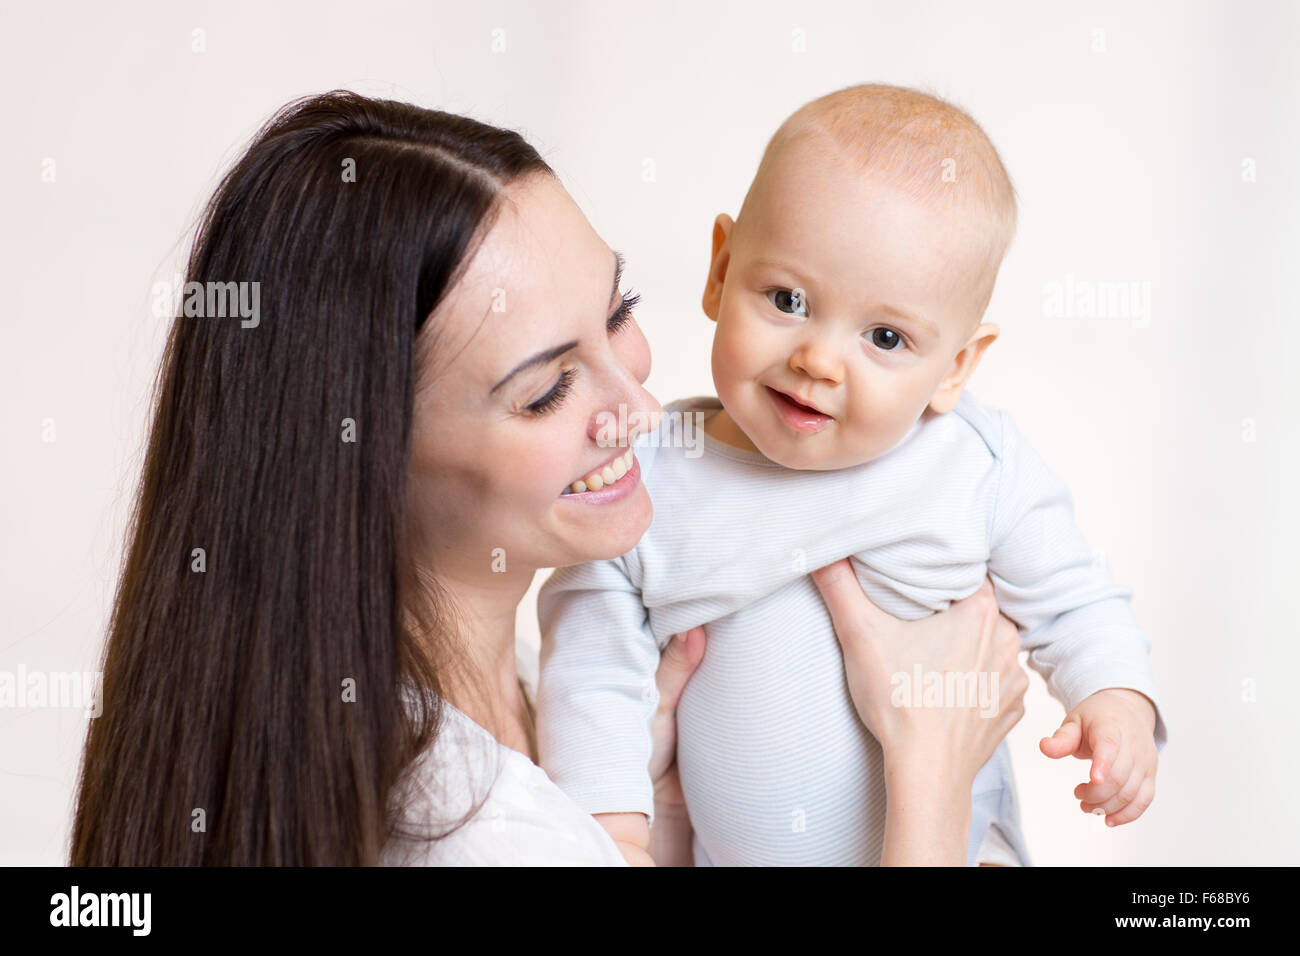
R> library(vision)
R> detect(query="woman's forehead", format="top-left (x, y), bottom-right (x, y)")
top-left (466, 177), bottom-right (607, 309)
top-left (419, 175), bottom-right (614, 383)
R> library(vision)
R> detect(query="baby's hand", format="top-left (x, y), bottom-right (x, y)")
top-left (1039, 687), bottom-right (1158, 827)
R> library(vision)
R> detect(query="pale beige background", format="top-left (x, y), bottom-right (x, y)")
top-left (2, 0), bottom-right (1297, 865)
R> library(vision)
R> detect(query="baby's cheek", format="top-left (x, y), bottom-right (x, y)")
top-left (710, 327), bottom-right (741, 391)
top-left (849, 395), bottom-right (911, 455)
top-left (713, 316), bottom-right (758, 381)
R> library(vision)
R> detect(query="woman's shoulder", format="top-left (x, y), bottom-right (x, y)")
top-left (382, 696), bottom-right (627, 867)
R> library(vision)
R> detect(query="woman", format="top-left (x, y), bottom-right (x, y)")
top-left (70, 91), bottom-right (1027, 866)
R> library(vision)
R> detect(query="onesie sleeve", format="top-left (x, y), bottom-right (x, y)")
top-left (986, 410), bottom-right (1168, 750)
top-left (535, 555), bottom-right (665, 823)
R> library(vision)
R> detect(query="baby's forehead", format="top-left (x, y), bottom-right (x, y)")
top-left (741, 150), bottom-right (996, 320)
top-left (747, 137), bottom-right (986, 253)
top-left (764, 122), bottom-right (974, 210)
top-left (757, 91), bottom-right (1012, 240)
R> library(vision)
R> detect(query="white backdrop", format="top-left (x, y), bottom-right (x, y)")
top-left (2, 0), bottom-right (1297, 865)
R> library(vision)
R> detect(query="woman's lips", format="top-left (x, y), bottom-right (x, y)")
top-left (559, 449), bottom-right (641, 503)
top-left (766, 386), bottom-right (834, 434)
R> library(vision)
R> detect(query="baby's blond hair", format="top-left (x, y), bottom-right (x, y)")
top-left (749, 83), bottom-right (1018, 316)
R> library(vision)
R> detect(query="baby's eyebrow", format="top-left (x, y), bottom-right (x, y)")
top-left (748, 255), bottom-right (811, 281)
top-left (875, 303), bottom-right (939, 338)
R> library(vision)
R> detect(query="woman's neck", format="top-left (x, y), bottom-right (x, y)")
top-left (431, 560), bottom-right (538, 760)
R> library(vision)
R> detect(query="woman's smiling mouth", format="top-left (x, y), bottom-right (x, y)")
top-left (560, 447), bottom-right (640, 501)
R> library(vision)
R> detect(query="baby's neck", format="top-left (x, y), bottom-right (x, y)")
top-left (703, 406), bottom-right (761, 453)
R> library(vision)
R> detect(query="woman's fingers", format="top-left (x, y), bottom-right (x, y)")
top-left (810, 558), bottom-right (888, 646)
top-left (950, 576), bottom-right (998, 631)
top-left (648, 627), bottom-right (706, 785)
top-left (655, 625), bottom-right (706, 714)
top-left (994, 610), bottom-right (1028, 712)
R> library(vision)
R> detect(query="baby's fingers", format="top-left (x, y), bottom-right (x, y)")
top-left (1080, 761), bottom-right (1140, 817)
top-left (1039, 716), bottom-right (1083, 759)
top-left (1074, 746), bottom-right (1134, 807)
top-left (1086, 722), bottom-right (1123, 785)
top-left (1104, 776), bottom-right (1156, 827)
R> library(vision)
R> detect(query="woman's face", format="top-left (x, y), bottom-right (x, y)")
top-left (408, 173), bottom-right (662, 578)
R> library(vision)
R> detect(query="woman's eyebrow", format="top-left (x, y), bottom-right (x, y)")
top-left (490, 339), bottom-right (579, 395)
top-left (489, 248), bottom-right (624, 395)
top-left (608, 249), bottom-right (624, 306)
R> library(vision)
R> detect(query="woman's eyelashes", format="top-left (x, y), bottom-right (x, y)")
top-left (522, 291), bottom-right (641, 417)
top-left (767, 287), bottom-right (908, 352)
top-left (523, 367), bottom-right (577, 416)
top-left (607, 289), bottom-right (640, 334)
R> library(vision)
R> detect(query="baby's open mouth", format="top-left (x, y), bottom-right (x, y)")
top-left (561, 447), bottom-right (637, 495)
top-left (766, 386), bottom-right (834, 435)
top-left (769, 387), bottom-right (827, 417)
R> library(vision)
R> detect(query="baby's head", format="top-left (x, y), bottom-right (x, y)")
top-left (701, 84), bottom-right (1017, 470)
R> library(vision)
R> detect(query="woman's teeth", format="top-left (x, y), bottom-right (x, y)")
top-left (565, 448), bottom-right (635, 494)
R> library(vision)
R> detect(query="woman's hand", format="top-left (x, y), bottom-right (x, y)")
top-left (594, 625), bottom-right (706, 866)
top-left (648, 625), bottom-right (707, 865)
top-left (810, 559), bottom-right (1028, 865)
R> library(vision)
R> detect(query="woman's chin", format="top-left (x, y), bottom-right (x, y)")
top-left (553, 485), bottom-right (653, 564)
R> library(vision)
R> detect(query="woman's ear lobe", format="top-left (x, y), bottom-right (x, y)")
top-left (701, 214), bottom-right (735, 322)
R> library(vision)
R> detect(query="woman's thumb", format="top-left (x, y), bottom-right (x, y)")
top-left (811, 558), bottom-right (887, 639)
top-left (656, 625), bottom-right (706, 707)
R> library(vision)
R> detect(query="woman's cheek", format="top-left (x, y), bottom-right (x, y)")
top-left (527, 440), bottom-right (579, 503)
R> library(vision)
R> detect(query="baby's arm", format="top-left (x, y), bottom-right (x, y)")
top-left (536, 557), bottom-right (667, 860)
top-left (985, 410), bottom-right (1167, 822)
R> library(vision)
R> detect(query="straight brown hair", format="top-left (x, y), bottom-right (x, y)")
top-left (70, 91), bottom-right (554, 865)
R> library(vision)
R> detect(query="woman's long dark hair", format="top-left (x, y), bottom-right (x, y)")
top-left (70, 91), bottom-right (553, 865)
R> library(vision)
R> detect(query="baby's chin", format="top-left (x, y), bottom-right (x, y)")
top-left (743, 413), bottom-right (909, 472)
top-left (746, 425), bottom-right (875, 472)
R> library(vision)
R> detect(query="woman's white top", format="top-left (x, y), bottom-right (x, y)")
top-left (380, 679), bottom-right (628, 867)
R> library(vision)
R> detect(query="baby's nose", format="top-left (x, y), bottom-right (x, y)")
top-left (789, 339), bottom-right (845, 385)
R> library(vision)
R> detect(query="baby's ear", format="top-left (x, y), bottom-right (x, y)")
top-left (928, 322), bottom-right (999, 414)
top-left (701, 214), bottom-right (735, 322)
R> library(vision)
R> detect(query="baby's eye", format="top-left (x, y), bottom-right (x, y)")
top-left (866, 327), bottom-right (906, 351)
top-left (767, 288), bottom-right (808, 317)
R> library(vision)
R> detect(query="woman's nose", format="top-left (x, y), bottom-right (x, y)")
top-left (589, 392), bottom-right (662, 447)
top-left (589, 371), bottom-right (662, 448)
top-left (593, 322), bottom-right (661, 444)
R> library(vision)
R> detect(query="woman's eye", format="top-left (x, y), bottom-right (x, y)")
top-left (767, 288), bottom-right (808, 317)
top-left (607, 290), bottom-right (641, 335)
top-left (524, 367), bottom-right (577, 416)
top-left (867, 327), bottom-right (905, 351)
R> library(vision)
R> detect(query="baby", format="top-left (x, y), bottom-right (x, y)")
top-left (536, 84), bottom-right (1167, 866)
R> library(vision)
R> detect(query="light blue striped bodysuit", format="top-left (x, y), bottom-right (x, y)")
top-left (537, 391), bottom-right (1168, 866)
